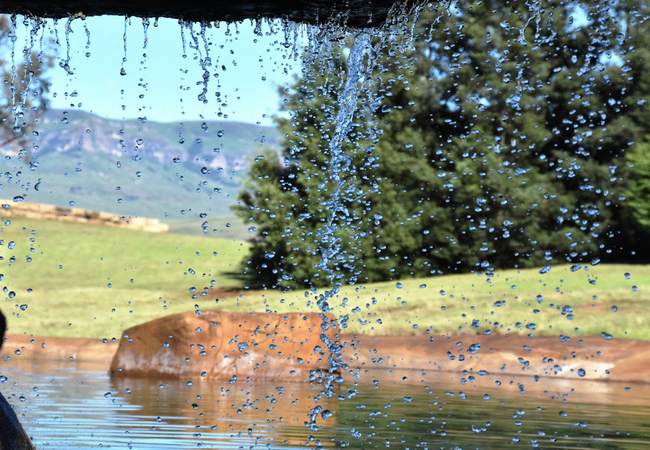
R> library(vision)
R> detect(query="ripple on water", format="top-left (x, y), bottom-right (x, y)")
top-left (5, 364), bottom-right (650, 449)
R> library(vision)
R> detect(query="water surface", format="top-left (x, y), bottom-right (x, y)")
top-left (4, 360), bottom-right (650, 449)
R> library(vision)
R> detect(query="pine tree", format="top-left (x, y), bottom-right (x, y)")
top-left (235, 0), bottom-right (650, 289)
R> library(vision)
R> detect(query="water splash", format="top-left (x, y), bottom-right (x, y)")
top-left (179, 19), bottom-right (188, 59)
top-left (186, 21), bottom-right (212, 104)
top-left (83, 20), bottom-right (91, 57)
top-left (303, 30), bottom-right (374, 447)
top-left (58, 15), bottom-right (75, 75)
top-left (141, 17), bottom-right (150, 49)
top-left (8, 15), bottom-right (19, 133)
top-left (120, 17), bottom-right (128, 76)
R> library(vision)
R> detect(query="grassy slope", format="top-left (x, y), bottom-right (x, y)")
top-left (1, 217), bottom-right (249, 338)
top-left (1, 217), bottom-right (648, 341)
top-left (165, 216), bottom-right (254, 241)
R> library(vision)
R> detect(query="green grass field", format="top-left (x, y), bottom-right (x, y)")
top-left (1, 216), bottom-right (648, 341)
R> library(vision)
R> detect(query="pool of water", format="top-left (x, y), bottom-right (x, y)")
top-left (4, 359), bottom-right (650, 449)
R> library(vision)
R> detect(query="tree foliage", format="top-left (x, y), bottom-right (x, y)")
top-left (235, 0), bottom-right (650, 289)
top-left (624, 137), bottom-right (650, 232)
top-left (0, 15), bottom-right (51, 159)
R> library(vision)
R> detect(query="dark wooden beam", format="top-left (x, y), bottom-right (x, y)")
top-left (0, 0), bottom-right (421, 28)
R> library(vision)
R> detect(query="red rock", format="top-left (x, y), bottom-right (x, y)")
top-left (110, 311), bottom-right (337, 380)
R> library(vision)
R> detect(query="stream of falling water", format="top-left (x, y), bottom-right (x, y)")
top-left (302, 31), bottom-right (373, 446)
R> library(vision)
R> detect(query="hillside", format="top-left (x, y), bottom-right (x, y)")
top-left (2, 217), bottom-right (648, 340)
top-left (0, 109), bottom-right (281, 226)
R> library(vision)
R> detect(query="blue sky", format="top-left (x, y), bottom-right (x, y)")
top-left (29, 16), bottom-right (303, 126)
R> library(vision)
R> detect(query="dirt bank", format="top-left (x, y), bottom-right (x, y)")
top-left (3, 332), bottom-right (649, 383)
top-left (1, 335), bottom-right (118, 372)
top-left (341, 333), bottom-right (650, 383)
top-left (1, 199), bottom-right (168, 233)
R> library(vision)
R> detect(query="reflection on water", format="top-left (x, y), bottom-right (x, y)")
top-left (4, 360), bottom-right (650, 449)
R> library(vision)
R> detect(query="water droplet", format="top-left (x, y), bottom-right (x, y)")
top-left (611, 305), bottom-right (618, 312)
top-left (624, 273), bottom-right (631, 280)
top-left (577, 368), bottom-right (586, 377)
top-left (570, 264), bottom-right (582, 272)
top-left (395, 282), bottom-right (403, 289)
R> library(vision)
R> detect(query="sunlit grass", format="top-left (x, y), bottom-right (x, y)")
top-left (1, 217), bottom-right (249, 339)
top-left (306, 263), bottom-right (650, 340)
top-left (2, 217), bottom-right (648, 340)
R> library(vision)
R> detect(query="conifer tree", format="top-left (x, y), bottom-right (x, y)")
top-left (235, 0), bottom-right (650, 289)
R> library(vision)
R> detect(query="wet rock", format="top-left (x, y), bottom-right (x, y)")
top-left (110, 310), bottom-right (336, 380)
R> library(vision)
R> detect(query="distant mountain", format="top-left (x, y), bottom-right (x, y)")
top-left (0, 109), bottom-right (281, 222)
